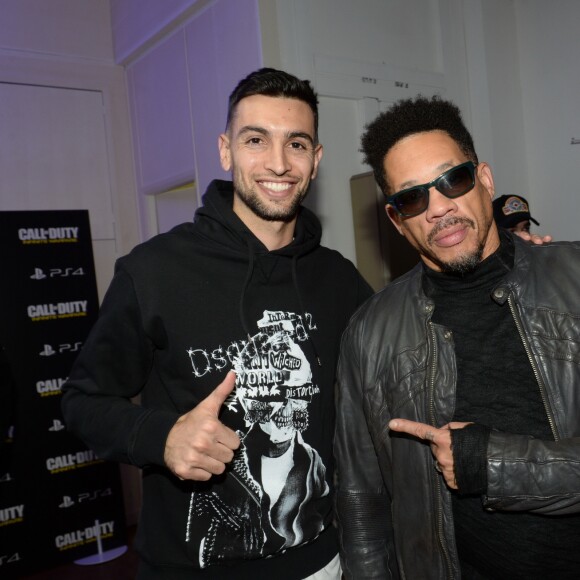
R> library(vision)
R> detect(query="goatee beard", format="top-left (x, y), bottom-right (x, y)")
top-left (428, 216), bottom-right (483, 275)
top-left (439, 244), bottom-right (485, 275)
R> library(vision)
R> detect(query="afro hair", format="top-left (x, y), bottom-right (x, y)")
top-left (361, 95), bottom-right (478, 195)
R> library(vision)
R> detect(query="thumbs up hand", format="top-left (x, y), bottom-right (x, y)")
top-left (164, 371), bottom-right (240, 481)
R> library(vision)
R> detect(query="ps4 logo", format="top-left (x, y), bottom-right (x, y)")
top-left (59, 488), bottom-right (113, 508)
top-left (59, 496), bottom-right (75, 508)
top-left (30, 267), bottom-right (85, 280)
top-left (0, 552), bottom-right (21, 566)
top-left (48, 419), bottom-right (65, 432)
top-left (39, 342), bottom-right (82, 357)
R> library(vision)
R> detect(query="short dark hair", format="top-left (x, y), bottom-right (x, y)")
top-left (361, 95), bottom-right (478, 195)
top-left (226, 67), bottom-right (319, 143)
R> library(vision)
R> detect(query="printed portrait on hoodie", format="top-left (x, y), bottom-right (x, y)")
top-left (185, 310), bottom-right (328, 568)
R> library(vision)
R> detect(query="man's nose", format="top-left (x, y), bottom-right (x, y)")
top-left (425, 187), bottom-right (457, 220)
top-left (265, 143), bottom-right (291, 175)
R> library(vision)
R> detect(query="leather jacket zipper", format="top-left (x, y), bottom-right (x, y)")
top-left (507, 294), bottom-right (559, 441)
top-left (428, 320), bottom-right (453, 579)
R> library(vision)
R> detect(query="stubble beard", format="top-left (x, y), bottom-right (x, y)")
top-left (234, 176), bottom-right (307, 224)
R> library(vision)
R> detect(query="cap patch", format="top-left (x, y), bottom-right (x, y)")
top-left (502, 196), bottom-right (529, 216)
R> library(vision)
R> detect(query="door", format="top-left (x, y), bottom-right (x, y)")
top-left (0, 82), bottom-right (117, 301)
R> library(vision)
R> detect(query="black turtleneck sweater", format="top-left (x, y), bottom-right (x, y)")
top-left (424, 232), bottom-right (580, 579)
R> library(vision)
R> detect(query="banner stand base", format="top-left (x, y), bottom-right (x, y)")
top-left (74, 545), bottom-right (128, 566)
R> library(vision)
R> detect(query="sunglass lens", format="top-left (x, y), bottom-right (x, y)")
top-left (441, 165), bottom-right (474, 197)
top-left (396, 188), bottom-right (428, 216)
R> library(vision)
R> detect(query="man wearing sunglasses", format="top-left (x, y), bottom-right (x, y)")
top-left (335, 95), bottom-right (580, 579)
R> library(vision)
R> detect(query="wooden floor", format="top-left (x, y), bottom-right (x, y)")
top-left (20, 526), bottom-right (139, 580)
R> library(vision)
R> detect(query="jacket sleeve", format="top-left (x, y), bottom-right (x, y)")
top-left (484, 432), bottom-right (580, 514)
top-left (334, 321), bottom-right (399, 579)
top-left (61, 265), bottom-right (179, 468)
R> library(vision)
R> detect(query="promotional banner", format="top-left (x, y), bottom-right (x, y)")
top-left (0, 210), bottom-right (127, 577)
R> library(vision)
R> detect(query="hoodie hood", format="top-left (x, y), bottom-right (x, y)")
top-left (191, 180), bottom-right (323, 363)
top-left (193, 179), bottom-right (322, 258)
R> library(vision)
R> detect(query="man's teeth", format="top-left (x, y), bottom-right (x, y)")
top-left (262, 182), bottom-right (291, 192)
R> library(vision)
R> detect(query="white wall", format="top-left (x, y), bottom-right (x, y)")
top-left (0, 0), bottom-right (114, 61)
top-left (461, 0), bottom-right (531, 222)
top-left (110, 0), bottom-right (203, 63)
top-left (514, 0), bottom-right (580, 241)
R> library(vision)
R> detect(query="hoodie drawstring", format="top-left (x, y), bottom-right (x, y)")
top-left (238, 248), bottom-right (322, 367)
top-left (239, 244), bottom-right (255, 341)
top-left (291, 255), bottom-right (322, 367)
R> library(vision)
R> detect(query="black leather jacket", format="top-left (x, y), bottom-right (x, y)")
top-left (335, 236), bottom-right (580, 579)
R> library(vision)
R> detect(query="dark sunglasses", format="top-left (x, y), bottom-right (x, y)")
top-left (386, 161), bottom-right (477, 217)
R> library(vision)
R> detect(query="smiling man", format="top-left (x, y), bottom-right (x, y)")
top-left (62, 68), bottom-right (372, 579)
top-left (335, 96), bottom-right (580, 579)
top-left (219, 91), bottom-right (322, 247)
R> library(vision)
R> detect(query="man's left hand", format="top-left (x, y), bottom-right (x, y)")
top-left (514, 231), bottom-right (552, 244)
top-left (388, 419), bottom-right (470, 490)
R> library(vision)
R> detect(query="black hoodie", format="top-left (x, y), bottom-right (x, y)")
top-left (62, 180), bottom-right (373, 578)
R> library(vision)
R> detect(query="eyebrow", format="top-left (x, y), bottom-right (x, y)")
top-left (237, 125), bottom-right (315, 146)
top-left (397, 161), bottom-right (455, 191)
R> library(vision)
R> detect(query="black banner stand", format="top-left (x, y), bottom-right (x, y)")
top-left (0, 210), bottom-right (127, 578)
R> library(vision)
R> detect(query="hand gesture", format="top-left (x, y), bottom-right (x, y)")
top-left (165, 371), bottom-right (240, 481)
top-left (389, 418), bottom-right (470, 490)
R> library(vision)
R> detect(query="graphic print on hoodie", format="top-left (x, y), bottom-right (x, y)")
top-left (186, 309), bottom-right (328, 568)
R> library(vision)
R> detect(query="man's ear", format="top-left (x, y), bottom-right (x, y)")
top-left (477, 162), bottom-right (495, 200)
top-left (310, 144), bottom-right (324, 179)
top-left (385, 204), bottom-right (404, 235)
top-left (218, 133), bottom-right (231, 172)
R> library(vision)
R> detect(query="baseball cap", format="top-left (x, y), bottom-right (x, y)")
top-left (493, 195), bottom-right (539, 229)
